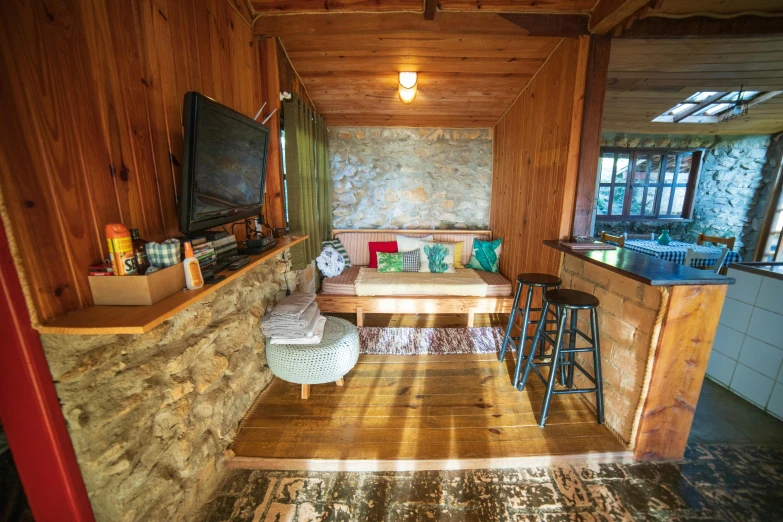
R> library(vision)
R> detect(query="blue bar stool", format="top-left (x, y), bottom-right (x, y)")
top-left (517, 289), bottom-right (605, 428)
top-left (499, 273), bottom-right (561, 388)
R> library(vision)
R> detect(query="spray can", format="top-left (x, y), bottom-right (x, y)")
top-left (105, 224), bottom-right (138, 276)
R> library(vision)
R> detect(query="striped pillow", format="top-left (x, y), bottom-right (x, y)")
top-left (321, 239), bottom-right (351, 267)
top-left (401, 249), bottom-right (420, 272)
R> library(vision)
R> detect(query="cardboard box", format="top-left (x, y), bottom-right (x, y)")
top-left (88, 264), bottom-right (186, 306)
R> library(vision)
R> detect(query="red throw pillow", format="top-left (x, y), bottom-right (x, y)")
top-left (368, 241), bottom-right (398, 268)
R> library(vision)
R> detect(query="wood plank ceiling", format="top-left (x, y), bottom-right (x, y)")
top-left (280, 33), bottom-right (562, 127)
top-left (603, 37), bottom-right (783, 135)
top-left (248, 0), bottom-right (783, 128)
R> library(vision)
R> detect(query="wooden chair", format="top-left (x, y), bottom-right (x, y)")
top-left (624, 232), bottom-right (655, 240)
top-left (697, 233), bottom-right (735, 251)
top-left (599, 232), bottom-right (625, 248)
top-left (684, 247), bottom-right (729, 274)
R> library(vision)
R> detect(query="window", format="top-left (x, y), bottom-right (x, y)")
top-left (596, 148), bottom-right (701, 221)
top-left (758, 185), bottom-right (783, 262)
top-left (653, 90), bottom-right (782, 124)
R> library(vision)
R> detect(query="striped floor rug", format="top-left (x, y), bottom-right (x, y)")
top-left (358, 326), bottom-right (514, 355)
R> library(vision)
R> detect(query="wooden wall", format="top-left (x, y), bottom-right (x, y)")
top-left (491, 37), bottom-right (589, 279)
top-left (0, 0), bottom-right (269, 324)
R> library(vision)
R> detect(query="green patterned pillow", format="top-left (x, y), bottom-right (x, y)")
top-left (466, 238), bottom-right (502, 273)
top-left (377, 252), bottom-right (403, 273)
top-left (321, 238), bottom-right (351, 267)
top-left (418, 241), bottom-right (455, 273)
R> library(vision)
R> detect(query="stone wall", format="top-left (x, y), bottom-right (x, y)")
top-left (559, 254), bottom-right (665, 445)
top-left (328, 127), bottom-right (492, 229)
top-left (598, 134), bottom-right (779, 259)
top-left (39, 253), bottom-right (297, 522)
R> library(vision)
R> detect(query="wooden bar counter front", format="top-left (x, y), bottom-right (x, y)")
top-left (544, 241), bottom-right (734, 461)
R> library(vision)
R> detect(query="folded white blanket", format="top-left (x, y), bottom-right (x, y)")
top-left (270, 316), bottom-right (327, 345)
top-left (263, 302), bottom-right (319, 331)
top-left (263, 310), bottom-right (321, 339)
top-left (355, 268), bottom-right (488, 297)
top-left (271, 293), bottom-right (316, 318)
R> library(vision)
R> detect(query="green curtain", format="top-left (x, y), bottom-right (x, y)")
top-left (283, 93), bottom-right (332, 270)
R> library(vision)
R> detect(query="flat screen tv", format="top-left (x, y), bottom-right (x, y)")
top-left (179, 92), bottom-right (270, 234)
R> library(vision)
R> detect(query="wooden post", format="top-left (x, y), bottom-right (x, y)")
top-left (572, 36), bottom-right (611, 238)
top-left (301, 384), bottom-right (311, 400)
top-left (335, 378), bottom-right (344, 386)
top-left (467, 308), bottom-right (476, 327)
top-left (356, 306), bottom-right (364, 327)
top-left (259, 37), bottom-right (287, 230)
top-left (0, 217), bottom-right (95, 521)
top-left (634, 284), bottom-right (727, 461)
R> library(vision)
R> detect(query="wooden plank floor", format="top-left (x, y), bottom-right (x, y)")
top-left (231, 353), bottom-right (629, 470)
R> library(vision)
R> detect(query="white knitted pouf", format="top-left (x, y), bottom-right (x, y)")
top-left (266, 317), bottom-right (359, 388)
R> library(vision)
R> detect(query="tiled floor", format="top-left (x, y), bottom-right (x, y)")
top-left (199, 444), bottom-right (783, 521)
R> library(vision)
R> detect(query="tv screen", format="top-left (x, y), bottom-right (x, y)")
top-left (179, 92), bottom-right (270, 234)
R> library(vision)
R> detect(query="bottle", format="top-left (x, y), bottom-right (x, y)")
top-left (130, 228), bottom-right (150, 275)
top-left (105, 224), bottom-right (137, 276)
top-left (182, 241), bottom-right (204, 290)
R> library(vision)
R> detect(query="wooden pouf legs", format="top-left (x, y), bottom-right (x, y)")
top-left (301, 377), bottom-right (346, 400)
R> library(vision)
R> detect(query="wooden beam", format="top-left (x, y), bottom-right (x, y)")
top-left (561, 36), bottom-right (591, 240)
top-left (254, 12), bottom-right (587, 37)
top-left (259, 37), bottom-right (287, 230)
top-left (497, 13), bottom-right (588, 37)
top-left (616, 15), bottom-right (783, 39)
top-left (572, 36), bottom-right (611, 238)
top-left (424, 0), bottom-right (436, 20)
top-left (634, 284), bottom-right (727, 461)
top-left (590, 0), bottom-right (650, 34)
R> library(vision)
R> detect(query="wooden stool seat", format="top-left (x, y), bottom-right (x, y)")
top-left (516, 273), bottom-right (563, 287)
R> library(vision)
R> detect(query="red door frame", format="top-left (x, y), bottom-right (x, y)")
top-left (0, 215), bottom-right (95, 521)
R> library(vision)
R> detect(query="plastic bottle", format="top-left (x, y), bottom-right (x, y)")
top-left (182, 241), bottom-right (204, 290)
top-left (105, 224), bottom-right (137, 276)
top-left (130, 228), bottom-right (150, 275)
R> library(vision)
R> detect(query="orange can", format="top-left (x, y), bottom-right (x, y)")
top-left (105, 223), bottom-right (138, 275)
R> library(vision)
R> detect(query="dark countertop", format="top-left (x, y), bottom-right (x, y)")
top-left (728, 262), bottom-right (783, 282)
top-left (544, 240), bottom-right (735, 287)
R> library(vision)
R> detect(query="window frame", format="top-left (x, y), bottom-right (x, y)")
top-left (595, 147), bottom-right (703, 223)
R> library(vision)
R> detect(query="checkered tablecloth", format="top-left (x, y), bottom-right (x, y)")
top-left (623, 240), bottom-right (741, 268)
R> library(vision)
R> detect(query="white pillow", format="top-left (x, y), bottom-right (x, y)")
top-left (418, 241), bottom-right (456, 273)
top-left (396, 234), bottom-right (434, 253)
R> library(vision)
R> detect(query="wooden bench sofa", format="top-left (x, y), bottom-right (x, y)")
top-left (316, 229), bottom-right (514, 326)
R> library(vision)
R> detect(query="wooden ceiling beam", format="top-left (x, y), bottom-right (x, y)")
top-left (589, 0), bottom-right (651, 34)
top-left (250, 0), bottom-right (422, 14)
top-left (614, 15), bottom-right (783, 39)
top-left (424, 0), bottom-right (437, 20)
top-left (253, 12), bottom-right (589, 37)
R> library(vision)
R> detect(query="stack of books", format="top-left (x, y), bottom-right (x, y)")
top-left (213, 235), bottom-right (238, 261)
top-left (190, 238), bottom-right (217, 269)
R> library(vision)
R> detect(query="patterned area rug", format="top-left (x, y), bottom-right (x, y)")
top-left (358, 326), bottom-right (513, 355)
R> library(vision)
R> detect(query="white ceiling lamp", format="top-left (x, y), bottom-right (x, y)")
top-left (398, 72), bottom-right (418, 104)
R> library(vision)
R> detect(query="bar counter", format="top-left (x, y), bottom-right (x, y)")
top-left (543, 240), bottom-right (734, 461)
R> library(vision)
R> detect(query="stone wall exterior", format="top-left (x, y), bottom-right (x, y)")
top-left (598, 133), bottom-right (779, 259)
top-left (39, 253), bottom-right (297, 522)
top-left (559, 254), bottom-right (665, 444)
top-left (328, 127), bottom-right (492, 229)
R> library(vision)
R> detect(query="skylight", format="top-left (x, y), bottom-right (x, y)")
top-left (653, 90), bottom-right (781, 124)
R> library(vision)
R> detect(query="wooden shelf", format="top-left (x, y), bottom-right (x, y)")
top-left (37, 236), bottom-right (308, 336)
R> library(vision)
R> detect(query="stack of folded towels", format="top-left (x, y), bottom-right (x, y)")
top-left (262, 293), bottom-right (326, 345)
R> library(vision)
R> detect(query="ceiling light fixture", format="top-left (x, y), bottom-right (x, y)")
top-left (398, 72), bottom-right (418, 104)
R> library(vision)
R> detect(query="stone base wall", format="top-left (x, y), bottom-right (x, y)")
top-left (559, 254), bottom-right (665, 444)
top-left (598, 133), bottom-right (778, 259)
top-left (39, 253), bottom-right (296, 522)
top-left (328, 127), bottom-right (492, 230)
